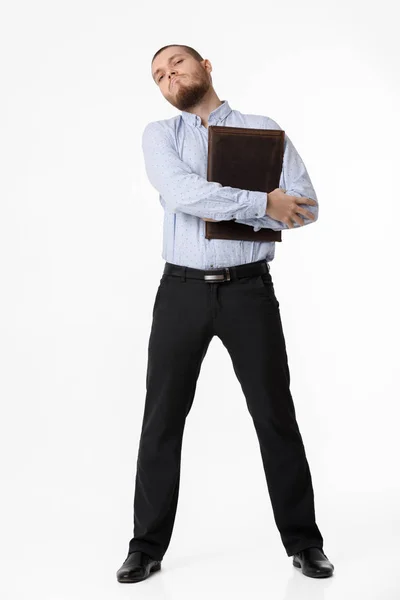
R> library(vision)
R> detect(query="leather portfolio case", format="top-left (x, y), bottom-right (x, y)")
top-left (205, 125), bottom-right (284, 242)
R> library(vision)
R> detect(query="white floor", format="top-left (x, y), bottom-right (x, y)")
top-left (3, 486), bottom-right (399, 600)
top-left (4, 333), bottom-right (399, 600)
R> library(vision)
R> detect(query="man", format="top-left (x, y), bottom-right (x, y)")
top-left (116, 44), bottom-right (334, 583)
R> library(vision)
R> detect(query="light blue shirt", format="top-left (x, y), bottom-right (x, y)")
top-left (141, 100), bottom-right (318, 269)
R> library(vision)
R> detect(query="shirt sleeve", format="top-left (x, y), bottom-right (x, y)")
top-left (141, 121), bottom-right (267, 221)
top-left (235, 119), bottom-right (319, 232)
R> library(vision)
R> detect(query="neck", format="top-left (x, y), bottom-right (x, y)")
top-left (185, 90), bottom-right (223, 128)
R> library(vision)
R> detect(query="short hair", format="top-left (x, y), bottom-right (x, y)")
top-left (151, 44), bottom-right (204, 65)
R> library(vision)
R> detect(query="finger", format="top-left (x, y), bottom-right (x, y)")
top-left (294, 196), bottom-right (317, 205)
top-left (292, 213), bottom-right (305, 227)
top-left (283, 217), bottom-right (294, 229)
top-left (295, 206), bottom-right (315, 220)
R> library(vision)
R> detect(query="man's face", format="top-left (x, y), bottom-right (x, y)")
top-left (151, 48), bottom-right (212, 111)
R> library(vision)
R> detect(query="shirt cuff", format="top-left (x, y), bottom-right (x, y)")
top-left (235, 190), bottom-right (267, 220)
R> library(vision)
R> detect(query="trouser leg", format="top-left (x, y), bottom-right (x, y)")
top-left (214, 269), bottom-right (324, 556)
top-left (128, 274), bottom-right (214, 560)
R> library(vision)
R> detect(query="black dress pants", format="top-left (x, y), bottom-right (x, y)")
top-left (127, 258), bottom-right (323, 560)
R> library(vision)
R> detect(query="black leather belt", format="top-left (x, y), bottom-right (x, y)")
top-left (163, 258), bottom-right (270, 283)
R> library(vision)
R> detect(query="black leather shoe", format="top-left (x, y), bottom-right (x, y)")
top-left (292, 547), bottom-right (334, 578)
top-left (116, 551), bottom-right (162, 583)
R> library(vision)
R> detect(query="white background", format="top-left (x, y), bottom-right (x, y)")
top-left (1, 1), bottom-right (399, 599)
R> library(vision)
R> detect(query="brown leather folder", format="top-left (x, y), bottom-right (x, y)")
top-left (205, 125), bottom-right (284, 242)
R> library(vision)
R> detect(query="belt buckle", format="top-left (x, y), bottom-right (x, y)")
top-left (204, 267), bottom-right (231, 282)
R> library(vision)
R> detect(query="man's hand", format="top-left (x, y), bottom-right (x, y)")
top-left (266, 188), bottom-right (317, 229)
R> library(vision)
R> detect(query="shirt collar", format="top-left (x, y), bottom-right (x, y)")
top-left (180, 99), bottom-right (232, 127)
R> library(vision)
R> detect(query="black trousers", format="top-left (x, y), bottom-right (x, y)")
top-left (127, 258), bottom-right (323, 560)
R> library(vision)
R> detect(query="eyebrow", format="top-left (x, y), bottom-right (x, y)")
top-left (152, 54), bottom-right (185, 81)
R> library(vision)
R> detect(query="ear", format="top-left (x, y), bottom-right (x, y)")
top-left (202, 59), bottom-right (212, 75)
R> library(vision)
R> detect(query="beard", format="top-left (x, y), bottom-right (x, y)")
top-left (168, 72), bottom-right (211, 111)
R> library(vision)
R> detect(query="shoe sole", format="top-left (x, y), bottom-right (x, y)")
top-left (117, 562), bottom-right (161, 583)
top-left (293, 558), bottom-right (333, 578)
